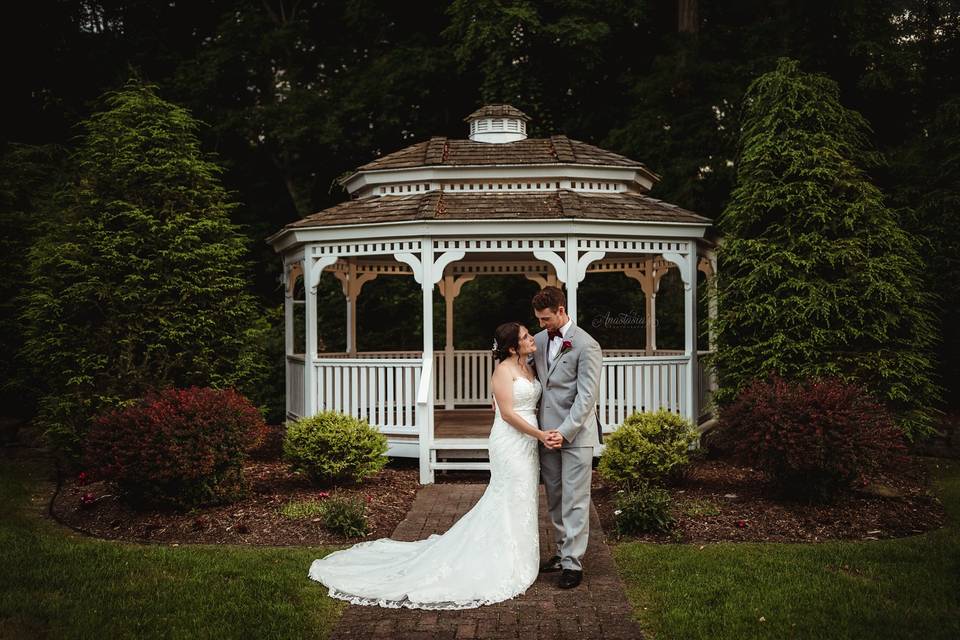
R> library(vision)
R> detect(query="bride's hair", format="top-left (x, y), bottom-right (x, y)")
top-left (492, 322), bottom-right (523, 363)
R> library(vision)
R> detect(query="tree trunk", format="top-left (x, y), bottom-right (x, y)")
top-left (678, 0), bottom-right (699, 34)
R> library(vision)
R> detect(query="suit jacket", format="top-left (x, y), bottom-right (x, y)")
top-left (533, 323), bottom-right (603, 449)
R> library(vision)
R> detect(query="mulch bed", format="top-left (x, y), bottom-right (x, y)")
top-left (43, 418), bottom-right (947, 546)
top-left (592, 455), bottom-right (947, 543)
top-left (51, 455), bottom-right (422, 547)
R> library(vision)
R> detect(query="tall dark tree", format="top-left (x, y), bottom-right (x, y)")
top-left (21, 81), bottom-right (270, 461)
top-left (712, 58), bottom-right (942, 440)
top-left (0, 144), bottom-right (67, 418)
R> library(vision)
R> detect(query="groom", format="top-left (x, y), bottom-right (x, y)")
top-left (531, 286), bottom-right (603, 589)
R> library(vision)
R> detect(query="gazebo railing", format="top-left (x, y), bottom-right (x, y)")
top-left (286, 354), bottom-right (306, 418)
top-left (313, 357), bottom-right (422, 434)
top-left (599, 355), bottom-right (689, 427)
top-left (291, 349), bottom-right (716, 427)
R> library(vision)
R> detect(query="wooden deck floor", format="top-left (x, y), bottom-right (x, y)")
top-left (434, 408), bottom-right (494, 439)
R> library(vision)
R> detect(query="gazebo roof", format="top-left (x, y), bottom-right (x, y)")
top-left (356, 135), bottom-right (650, 173)
top-left (463, 104), bottom-right (532, 121)
top-left (284, 190), bottom-right (711, 229)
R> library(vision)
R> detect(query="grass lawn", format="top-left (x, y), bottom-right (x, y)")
top-left (615, 458), bottom-right (960, 640)
top-left (0, 455), bottom-right (344, 640)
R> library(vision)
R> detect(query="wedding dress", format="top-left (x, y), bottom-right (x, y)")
top-left (308, 375), bottom-right (542, 610)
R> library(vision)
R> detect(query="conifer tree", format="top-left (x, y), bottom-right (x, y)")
top-left (21, 81), bottom-right (270, 461)
top-left (712, 58), bottom-right (942, 440)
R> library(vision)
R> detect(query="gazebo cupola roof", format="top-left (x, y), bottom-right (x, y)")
top-left (465, 104), bottom-right (531, 143)
top-left (337, 105), bottom-right (662, 199)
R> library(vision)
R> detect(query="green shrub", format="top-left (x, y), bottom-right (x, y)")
top-left (598, 409), bottom-right (698, 488)
top-left (283, 411), bottom-right (388, 484)
top-left (321, 496), bottom-right (368, 537)
top-left (614, 483), bottom-right (674, 535)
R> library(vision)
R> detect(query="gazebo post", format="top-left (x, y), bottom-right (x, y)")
top-left (419, 242), bottom-right (436, 484)
top-left (283, 262), bottom-right (295, 416)
top-left (564, 237), bottom-right (578, 320)
top-left (684, 246), bottom-right (699, 423)
top-left (345, 260), bottom-right (357, 355)
top-left (305, 252), bottom-right (338, 417)
top-left (443, 274), bottom-right (455, 410)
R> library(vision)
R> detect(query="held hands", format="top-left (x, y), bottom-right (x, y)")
top-left (541, 429), bottom-right (564, 449)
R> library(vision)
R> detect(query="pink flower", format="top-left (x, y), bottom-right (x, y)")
top-left (736, 519), bottom-right (748, 528)
top-left (318, 491), bottom-right (330, 499)
top-left (76, 472), bottom-right (89, 486)
top-left (79, 492), bottom-right (96, 509)
top-left (365, 495), bottom-right (373, 504)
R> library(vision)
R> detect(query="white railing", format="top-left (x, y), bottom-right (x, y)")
top-left (287, 355), bottom-right (305, 418)
top-left (441, 349), bottom-right (495, 405)
top-left (313, 357), bottom-right (422, 434)
top-left (292, 349), bottom-right (716, 427)
top-left (598, 355), bottom-right (689, 428)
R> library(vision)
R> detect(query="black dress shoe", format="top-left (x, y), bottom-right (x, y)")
top-left (540, 555), bottom-right (562, 572)
top-left (558, 568), bottom-right (583, 589)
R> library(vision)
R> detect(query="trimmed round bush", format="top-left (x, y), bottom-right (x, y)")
top-left (718, 374), bottom-right (907, 501)
top-left (598, 409), bottom-right (698, 488)
top-left (83, 387), bottom-right (267, 510)
top-left (613, 483), bottom-right (675, 535)
top-left (283, 411), bottom-right (388, 484)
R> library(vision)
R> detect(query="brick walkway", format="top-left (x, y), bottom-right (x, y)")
top-left (328, 483), bottom-right (644, 640)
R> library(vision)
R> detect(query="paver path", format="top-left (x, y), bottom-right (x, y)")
top-left (327, 484), bottom-right (644, 640)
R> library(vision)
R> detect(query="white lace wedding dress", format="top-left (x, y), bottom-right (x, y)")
top-left (308, 375), bottom-right (542, 610)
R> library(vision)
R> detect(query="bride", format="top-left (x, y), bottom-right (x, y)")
top-left (307, 321), bottom-right (558, 609)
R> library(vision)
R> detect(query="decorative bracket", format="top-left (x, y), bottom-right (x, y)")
top-left (661, 251), bottom-right (691, 290)
top-left (308, 255), bottom-right (339, 293)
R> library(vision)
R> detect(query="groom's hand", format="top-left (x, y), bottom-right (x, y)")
top-left (544, 430), bottom-right (563, 449)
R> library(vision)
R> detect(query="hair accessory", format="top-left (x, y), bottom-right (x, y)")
top-left (492, 339), bottom-right (498, 352)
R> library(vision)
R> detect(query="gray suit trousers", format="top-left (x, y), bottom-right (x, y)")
top-left (539, 444), bottom-right (593, 571)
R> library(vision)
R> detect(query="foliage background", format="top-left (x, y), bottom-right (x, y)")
top-left (2, 0), bottom-right (958, 426)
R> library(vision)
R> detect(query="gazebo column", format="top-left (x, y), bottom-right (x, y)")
top-left (304, 251), bottom-right (338, 416)
top-left (345, 261), bottom-right (357, 354)
top-left (398, 243), bottom-right (464, 484)
top-left (438, 273), bottom-right (475, 410)
top-left (662, 245), bottom-right (698, 423)
top-left (283, 261), bottom-right (302, 416)
top-left (334, 261), bottom-right (377, 355)
top-left (626, 257), bottom-right (659, 355)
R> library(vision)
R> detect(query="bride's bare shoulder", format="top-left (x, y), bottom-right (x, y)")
top-left (493, 360), bottom-right (517, 380)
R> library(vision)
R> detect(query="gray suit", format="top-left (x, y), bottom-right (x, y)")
top-left (533, 323), bottom-right (602, 571)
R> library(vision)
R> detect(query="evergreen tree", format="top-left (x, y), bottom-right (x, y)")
top-left (21, 81), bottom-right (270, 462)
top-left (0, 144), bottom-right (66, 418)
top-left (712, 58), bottom-right (942, 440)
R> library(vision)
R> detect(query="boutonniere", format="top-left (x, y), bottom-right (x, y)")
top-left (559, 339), bottom-right (573, 356)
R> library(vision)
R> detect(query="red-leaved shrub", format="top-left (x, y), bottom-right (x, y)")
top-left (84, 387), bottom-right (267, 509)
top-left (718, 375), bottom-right (906, 501)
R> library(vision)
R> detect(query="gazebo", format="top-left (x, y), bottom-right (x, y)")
top-left (267, 105), bottom-right (717, 483)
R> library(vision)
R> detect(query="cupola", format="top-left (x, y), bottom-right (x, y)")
top-left (465, 104), bottom-right (530, 143)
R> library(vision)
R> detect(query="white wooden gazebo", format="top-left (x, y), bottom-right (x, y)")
top-left (267, 105), bottom-right (717, 483)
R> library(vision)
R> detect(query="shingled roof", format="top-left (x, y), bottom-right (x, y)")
top-left (356, 135), bottom-right (649, 172)
top-left (285, 190), bottom-right (711, 229)
top-left (464, 104), bottom-right (531, 121)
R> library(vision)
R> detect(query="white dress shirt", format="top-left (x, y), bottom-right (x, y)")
top-left (547, 318), bottom-right (573, 366)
